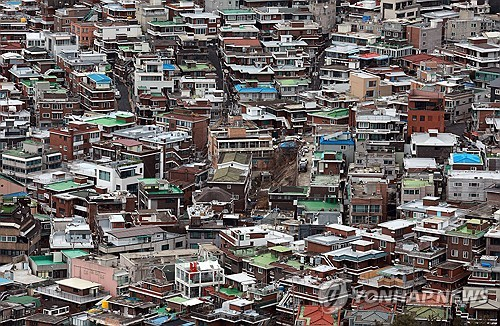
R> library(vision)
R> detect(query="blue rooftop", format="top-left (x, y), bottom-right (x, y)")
top-left (319, 135), bottom-right (355, 146)
top-left (0, 278), bottom-right (12, 285)
top-left (163, 64), bottom-right (176, 71)
top-left (88, 73), bottom-right (112, 84)
top-left (452, 153), bottom-right (482, 165)
top-left (3, 192), bottom-right (28, 198)
top-left (234, 84), bottom-right (277, 94)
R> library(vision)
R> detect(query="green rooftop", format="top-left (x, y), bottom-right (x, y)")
top-left (270, 245), bottom-right (292, 253)
top-left (45, 180), bottom-right (93, 193)
top-left (61, 249), bottom-right (90, 259)
top-left (139, 178), bottom-right (183, 195)
top-left (277, 79), bottom-right (311, 86)
top-left (313, 151), bottom-right (343, 161)
top-left (167, 296), bottom-right (189, 304)
top-left (403, 179), bottom-right (433, 188)
top-left (447, 223), bottom-right (488, 238)
top-left (149, 20), bottom-right (185, 27)
top-left (34, 213), bottom-right (51, 221)
top-left (6, 296), bottom-right (41, 308)
top-left (250, 253), bottom-right (279, 268)
top-left (0, 204), bottom-right (17, 214)
top-left (2, 149), bottom-right (41, 159)
top-left (178, 63), bottom-right (214, 72)
top-left (21, 80), bottom-right (59, 88)
top-left (297, 200), bottom-right (339, 211)
top-left (87, 117), bottom-right (134, 127)
top-left (30, 255), bottom-right (66, 266)
top-left (219, 287), bottom-right (243, 297)
top-left (309, 108), bottom-right (349, 119)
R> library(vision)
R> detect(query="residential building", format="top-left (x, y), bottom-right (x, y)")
top-left (175, 260), bottom-right (224, 298)
top-left (407, 89), bottom-right (445, 135)
top-left (99, 225), bottom-right (186, 255)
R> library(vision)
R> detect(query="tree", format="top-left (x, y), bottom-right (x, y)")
top-left (392, 314), bottom-right (418, 326)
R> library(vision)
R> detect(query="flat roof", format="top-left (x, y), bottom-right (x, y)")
top-left (45, 180), bottom-right (93, 192)
top-left (87, 73), bottom-right (111, 83)
top-left (56, 278), bottom-right (100, 290)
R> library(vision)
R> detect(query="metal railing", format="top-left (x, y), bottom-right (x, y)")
top-left (36, 287), bottom-right (110, 303)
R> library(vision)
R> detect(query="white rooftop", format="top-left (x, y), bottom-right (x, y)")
top-left (378, 219), bottom-right (415, 230)
top-left (411, 131), bottom-right (458, 147)
top-left (56, 278), bottom-right (101, 290)
top-left (225, 272), bottom-right (256, 285)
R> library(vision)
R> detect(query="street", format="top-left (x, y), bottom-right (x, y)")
top-left (116, 78), bottom-right (132, 112)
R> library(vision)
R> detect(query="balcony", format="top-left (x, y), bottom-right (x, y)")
top-left (191, 308), bottom-right (269, 324)
top-left (35, 285), bottom-right (110, 304)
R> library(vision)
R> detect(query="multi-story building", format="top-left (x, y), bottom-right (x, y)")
top-left (93, 22), bottom-right (143, 61)
top-left (133, 55), bottom-right (175, 98)
top-left (100, 225), bottom-right (186, 255)
top-left (348, 178), bottom-right (389, 226)
top-left (406, 20), bottom-right (443, 54)
top-left (0, 198), bottom-right (41, 264)
top-left (442, 37), bottom-right (500, 70)
top-left (92, 139), bottom-right (161, 179)
top-left (208, 122), bottom-right (274, 170)
top-left (71, 255), bottom-right (129, 296)
top-left (350, 71), bottom-right (384, 101)
top-left (380, 0), bottom-right (420, 20)
top-left (138, 178), bottom-right (184, 215)
top-left (69, 159), bottom-right (144, 194)
top-left (407, 89), bottom-right (445, 135)
top-left (447, 170), bottom-right (500, 204)
top-left (446, 219), bottom-right (490, 263)
top-left (1, 140), bottom-right (61, 184)
top-left (78, 73), bottom-right (116, 112)
top-left (49, 121), bottom-right (101, 161)
top-left (410, 130), bottom-right (458, 163)
top-left (444, 10), bottom-right (494, 43)
top-left (35, 278), bottom-right (110, 313)
top-left (175, 260), bottom-right (224, 298)
top-left (155, 111), bottom-right (210, 152)
top-left (355, 107), bottom-right (406, 147)
top-left (70, 21), bottom-right (97, 50)
top-left (34, 82), bottom-right (81, 128)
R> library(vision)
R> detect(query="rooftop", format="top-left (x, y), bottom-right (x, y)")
top-left (45, 180), bottom-right (94, 193)
top-left (297, 200), bottom-right (340, 211)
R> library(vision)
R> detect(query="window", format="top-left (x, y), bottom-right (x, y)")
top-left (469, 183), bottom-right (479, 187)
top-left (380, 240), bottom-right (386, 248)
top-left (175, 241), bottom-right (183, 248)
top-left (451, 237), bottom-right (458, 244)
top-left (420, 116), bottom-right (425, 121)
top-left (454, 183), bottom-right (462, 187)
top-left (463, 251), bottom-right (469, 259)
top-left (227, 185), bottom-right (231, 189)
top-left (99, 170), bottom-right (111, 181)
top-left (451, 250), bottom-right (458, 257)
top-left (417, 258), bottom-right (424, 265)
top-left (257, 268), bottom-right (263, 273)
top-left (463, 238), bottom-right (469, 245)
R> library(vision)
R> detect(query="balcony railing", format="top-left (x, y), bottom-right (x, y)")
top-left (191, 310), bottom-right (269, 323)
top-left (36, 286), bottom-right (110, 303)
